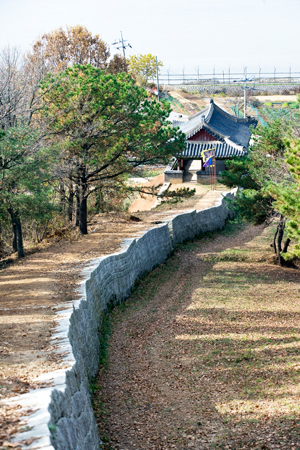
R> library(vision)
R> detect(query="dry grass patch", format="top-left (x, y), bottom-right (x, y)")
top-left (94, 223), bottom-right (300, 450)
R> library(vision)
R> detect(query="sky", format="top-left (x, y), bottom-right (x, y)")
top-left (0, 0), bottom-right (299, 80)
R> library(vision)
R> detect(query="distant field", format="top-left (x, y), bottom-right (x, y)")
top-left (166, 90), bottom-right (299, 120)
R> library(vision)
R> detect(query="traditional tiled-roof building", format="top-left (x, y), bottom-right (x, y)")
top-left (165, 99), bottom-right (257, 184)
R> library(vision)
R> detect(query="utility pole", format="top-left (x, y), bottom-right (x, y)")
top-left (259, 66), bottom-right (261, 83)
top-left (167, 68), bottom-right (170, 85)
top-left (244, 67), bottom-right (248, 118)
top-left (213, 65), bottom-right (215, 85)
top-left (289, 64), bottom-right (291, 83)
top-left (182, 66), bottom-right (185, 84)
top-left (274, 66), bottom-right (276, 83)
top-left (240, 67), bottom-right (253, 118)
top-left (112, 31), bottom-right (132, 71)
top-left (228, 66), bottom-right (230, 84)
top-left (156, 56), bottom-right (160, 102)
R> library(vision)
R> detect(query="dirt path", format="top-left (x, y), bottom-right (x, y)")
top-left (128, 174), bottom-right (165, 212)
top-left (94, 224), bottom-right (300, 450)
top-left (129, 177), bottom-right (224, 214)
top-left (0, 187), bottom-right (224, 446)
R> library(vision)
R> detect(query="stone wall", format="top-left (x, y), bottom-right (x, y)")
top-left (168, 193), bottom-right (234, 245)
top-left (47, 225), bottom-right (174, 450)
top-left (164, 169), bottom-right (183, 184)
top-left (19, 190), bottom-right (235, 450)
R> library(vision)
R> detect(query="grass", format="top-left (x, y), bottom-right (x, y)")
top-left (98, 313), bottom-right (112, 369)
top-left (134, 167), bottom-right (165, 178)
top-left (93, 222), bottom-right (300, 449)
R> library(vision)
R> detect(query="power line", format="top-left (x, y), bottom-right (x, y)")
top-left (113, 43), bottom-right (179, 78)
top-left (112, 31), bottom-right (132, 61)
top-left (238, 67), bottom-right (254, 118)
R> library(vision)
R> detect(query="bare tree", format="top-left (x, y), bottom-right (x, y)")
top-left (0, 47), bottom-right (53, 257)
top-left (0, 46), bottom-right (50, 130)
top-left (0, 48), bottom-right (27, 128)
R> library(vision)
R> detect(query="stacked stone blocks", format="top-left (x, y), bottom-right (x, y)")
top-left (46, 191), bottom-right (235, 450)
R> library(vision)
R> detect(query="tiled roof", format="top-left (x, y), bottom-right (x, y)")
top-left (181, 141), bottom-right (247, 159)
top-left (179, 111), bottom-right (209, 138)
top-left (177, 100), bottom-right (257, 149)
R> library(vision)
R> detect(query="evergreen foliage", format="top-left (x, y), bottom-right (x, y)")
top-left (0, 127), bottom-right (55, 256)
top-left (219, 116), bottom-right (299, 265)
top-left (269, 138), bottom-right (300, 259)
top-left (40, 64), bottom-right (185, 234)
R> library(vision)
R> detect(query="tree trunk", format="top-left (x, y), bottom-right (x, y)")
top-left (78, 164), bottom-right (88, 235)
top-left (12, 221), bottom-right (18, 253)
top-left (282, 238), bottom-right (291, 253)
top-left (67, 180), bottom-right (74, 223)
top-left (0, 223), bottom-right (5, 259)
top-left (15, 216), bottom-right (24, 258)
top-left (75, 185), bottom-right (80, 227)
top-left (8, 208), bottom-right (24, 258)
top-left (79, 197), bottom-right (88, 234)
top-left (59, 182), bottom-right (66, 213)
top-left (272, 225), bottom-right (279, 254)
top-left (277, 216), bottom-right (285, 267)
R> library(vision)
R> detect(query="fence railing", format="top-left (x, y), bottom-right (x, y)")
top-left (158, 71), bottom-right (300, 86)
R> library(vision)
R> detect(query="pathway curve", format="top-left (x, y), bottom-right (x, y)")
top-left (0, 187), bottom-right (225, 447)
top-left (95, 224), bottom-right (300, 450)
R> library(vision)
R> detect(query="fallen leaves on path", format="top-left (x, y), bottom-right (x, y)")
top-left (94, 224), bottom-right (300, 449)
top-left (0, 193), bottom-right (222, 445)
